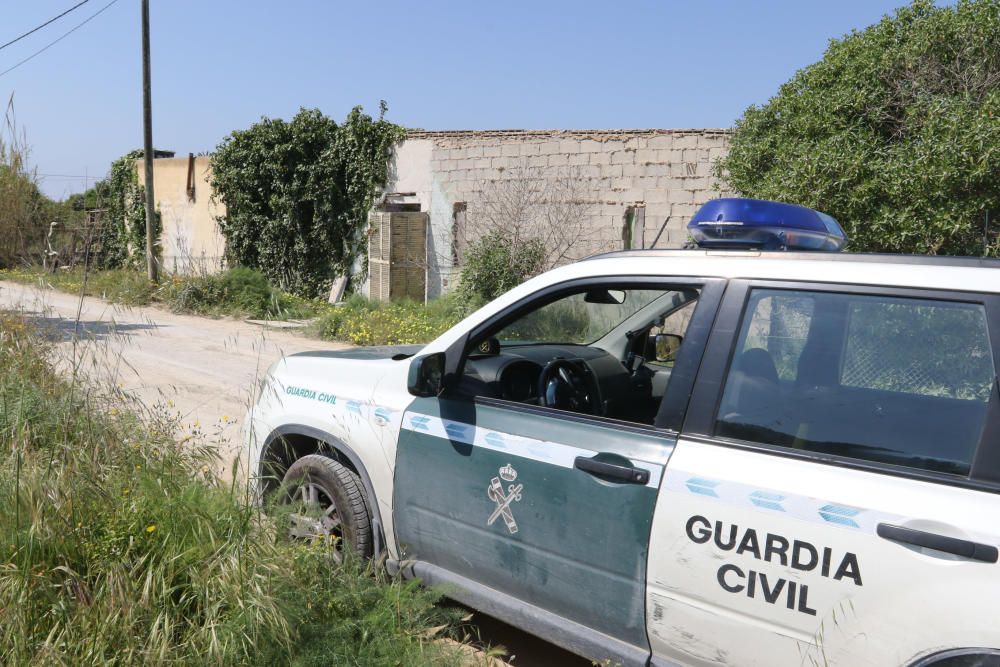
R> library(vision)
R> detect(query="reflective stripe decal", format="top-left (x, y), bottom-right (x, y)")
top-left (402, 411), bottom-right (665, 488)
top-left (664, 470), bottom-right (901, 533)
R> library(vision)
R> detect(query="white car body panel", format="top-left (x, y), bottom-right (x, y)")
top-left (243, 250), bottom-right (1000, 666)
top-left (647, 439), bottom-right (1000, 667)
top-left (246, 353), bottom-right (414, 556)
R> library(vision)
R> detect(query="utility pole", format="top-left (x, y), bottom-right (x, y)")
top-left (141, 0), bottom-right (158, 281)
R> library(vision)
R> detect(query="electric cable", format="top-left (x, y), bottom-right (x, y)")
top-left (0, 1), bottom-right (91, 53)
top-left (0, 0), bottom-right (120, 80)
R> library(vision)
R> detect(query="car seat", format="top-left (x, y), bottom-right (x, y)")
top-left (718, 348), bottom-right (782, 437)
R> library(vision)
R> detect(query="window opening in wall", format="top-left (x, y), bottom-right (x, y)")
top-left (378, 193), bottom-right (421, 213)
top-left (185, 153), bottom-right (196, 202)
top-left (622, 205), bottom-right (646, 250)
top-left (452, 201), bottom-right (468, 264)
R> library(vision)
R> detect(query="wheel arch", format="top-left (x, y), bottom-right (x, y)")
top-left (910, 648), bottom-right (1000, 667)
top-left (260, 424), bottom-right (387, 556)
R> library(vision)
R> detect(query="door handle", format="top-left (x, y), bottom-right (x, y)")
top-left (876, 523), bottom-right (998, 563)
top-left (574, 456), bottom-right (649, 485)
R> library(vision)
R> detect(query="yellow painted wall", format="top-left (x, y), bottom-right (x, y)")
top-left (136, 156), bottom-right (226, 274)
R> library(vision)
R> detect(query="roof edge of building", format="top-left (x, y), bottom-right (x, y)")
top-left (404, 128), bottom-right (731, 140)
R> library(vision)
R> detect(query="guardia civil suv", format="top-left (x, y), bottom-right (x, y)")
top-left (244, 199), bottom-right (1000, 667)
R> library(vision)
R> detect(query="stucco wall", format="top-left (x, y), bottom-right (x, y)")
top-left (370, 129), bottom-right (731, 299)
top-left (137, 156), bottom-right (226, 275)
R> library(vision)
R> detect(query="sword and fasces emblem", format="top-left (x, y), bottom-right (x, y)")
top-left (487, 464), bottom-right (523, 534)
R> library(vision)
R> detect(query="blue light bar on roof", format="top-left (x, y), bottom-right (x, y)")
top-left (687, 198), bottom-right (847, 251)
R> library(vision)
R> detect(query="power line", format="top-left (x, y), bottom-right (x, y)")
top-left (0, 0), bottom-right (119, 80)
top-left (0, 1), bottom-right (91, 53)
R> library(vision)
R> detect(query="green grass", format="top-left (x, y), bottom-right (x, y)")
top-left (0, 312), bottom-right (468, 666)
top-left (308, 293), bottom-right (472, 346)
top-left (0, 266), bottom-right (482, 347)
top-left (0, 266), bottom-right (321, 320)
top-left (157, 267), bottom-right (320, 320)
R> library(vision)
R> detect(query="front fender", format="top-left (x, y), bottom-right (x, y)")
top-left (260, 424), bottom-right (389, 557)
top-left (244, 356), bottom-right (416, 560)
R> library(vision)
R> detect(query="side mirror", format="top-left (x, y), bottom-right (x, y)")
top-left (584, 288), bottom-right (626, 305)
top-left (407, 352), bottom-right (446, 397)
top-left (654, 333), bottom-right (683, 363)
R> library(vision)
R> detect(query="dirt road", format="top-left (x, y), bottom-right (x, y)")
top-left (0, 280), bottom-right (350, 471)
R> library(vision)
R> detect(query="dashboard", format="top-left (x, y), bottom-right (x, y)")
top-left (462, 343), bottom-right (659, 422)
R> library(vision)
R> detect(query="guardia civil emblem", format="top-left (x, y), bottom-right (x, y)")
top-left (487, 463), bottom-right (523, 534)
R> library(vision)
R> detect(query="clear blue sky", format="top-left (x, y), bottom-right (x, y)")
top-left (0, 0), bottom-right (923, 199)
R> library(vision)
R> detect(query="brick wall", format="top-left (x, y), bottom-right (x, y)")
top-left (372, 128), bottom-right (731, 299)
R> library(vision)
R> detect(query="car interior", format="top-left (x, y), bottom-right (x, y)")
top-left (716, 290), bottom-right (994, 475)
top-left (455, 286), bottom-right (700, 426)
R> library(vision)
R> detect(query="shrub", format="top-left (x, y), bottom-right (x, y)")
top-left (311, 294), bottom-right (468, 346)
top-left (159, 267), bottom-right (305, 319)
top-left (717, 0), bottom-right (1000, 255)
top-left (0, 312), bottom-right (464, 665)
top-left (458, 231), bottom-right (546, 303)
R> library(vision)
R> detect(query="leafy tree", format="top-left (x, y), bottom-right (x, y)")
top-left (718, 0), bottom-right (1000, 255)
top-left (210, 105), bottom-right (404, 298)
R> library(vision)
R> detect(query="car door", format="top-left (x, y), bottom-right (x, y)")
top-left (646, 280), bottom-right (1000, 667)
top-left (392, 277), bottom-right (724, 665)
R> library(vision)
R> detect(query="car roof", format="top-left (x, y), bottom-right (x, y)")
top-left (586, 248), bottom-right (1000, 270)
top-left (422, 250), bottom-right (1000, 354)
top-left (568, 249), bottom-right (1000, 295)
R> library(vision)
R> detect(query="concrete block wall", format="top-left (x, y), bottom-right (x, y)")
top-left (372, 128), bottom-right (731, 299)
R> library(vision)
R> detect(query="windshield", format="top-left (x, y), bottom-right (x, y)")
top-left (497, 289), bottom-right (667, 345)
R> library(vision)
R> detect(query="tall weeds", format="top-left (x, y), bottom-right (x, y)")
top-left (0, 96), bottom-right (49, 267)
top-left (0, 313), bottom-right (460, 665)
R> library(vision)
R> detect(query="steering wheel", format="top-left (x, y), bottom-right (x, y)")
top-left (537, 359), bottom-right (602, 415)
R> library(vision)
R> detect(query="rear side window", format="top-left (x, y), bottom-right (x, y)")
top-left (840, 299), bottom-right (993, 400)
top-left (716, 289), bottom-right (995, 476)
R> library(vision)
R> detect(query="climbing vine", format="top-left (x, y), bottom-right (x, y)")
top-left (93, 150), bottom-right (160, 270)
top-left (210, 104), bottom-right (405, 298)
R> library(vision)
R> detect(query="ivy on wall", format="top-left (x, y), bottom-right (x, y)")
top-left (93, 150), bottom-right (161, 270)
top-left (210, 104), bottom-right (405, 298)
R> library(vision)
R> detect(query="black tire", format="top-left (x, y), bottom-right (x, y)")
top-left (280, 454), bottom-right (373, 560)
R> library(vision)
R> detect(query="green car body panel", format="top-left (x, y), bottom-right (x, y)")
top-left (393, 395), bottom-right (675, 650)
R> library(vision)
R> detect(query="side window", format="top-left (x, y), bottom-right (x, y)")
top-left (716, 288), bottom-right (995, 476)
top-left (654, 300), bottom-right (696, 338)
top-left (458, 285), bottom-right (702, 426)
top-left (499, 289), bottom-right (665, 345)
top-left (647, 301), bottom-right (696, 368)
top-left (839, 299), bottom-right (993, 400)
top-left (740, 293), bottom-right (814, 382)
